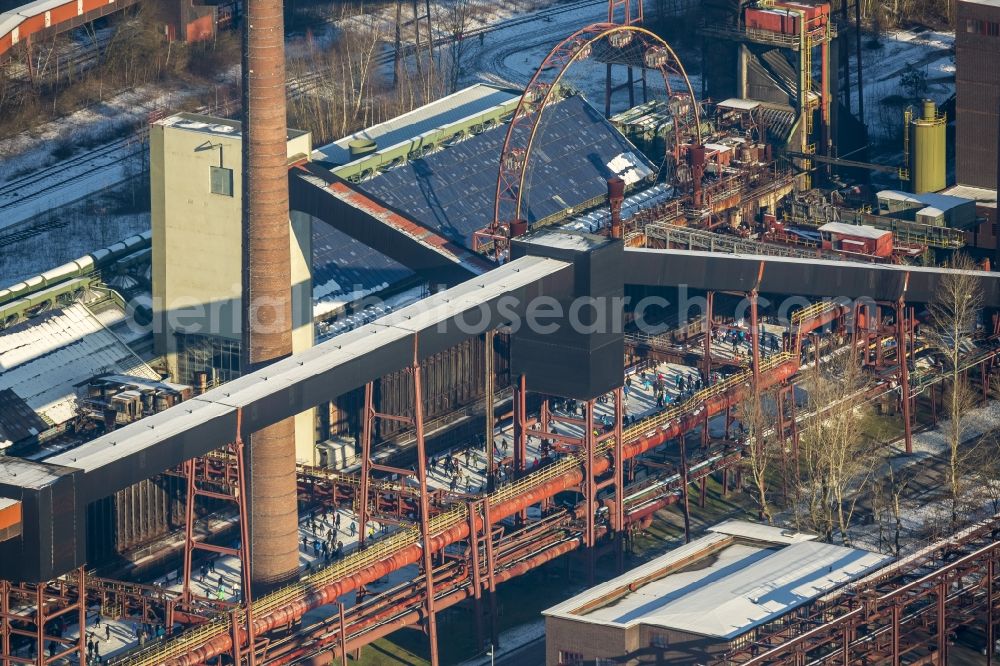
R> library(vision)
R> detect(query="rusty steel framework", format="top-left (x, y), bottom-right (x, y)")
top-left (481, 23), bottom-right (702, 256)
top-left (3, 294), bottom-right (998, 665)
top-left (0, 569), bottom-right (86, 666)
top-left (720, 515), bottom-right (1000, 665)
top-left (179, 409), bottom-right (257, 664)
top-left (355, 339), bottom-right (442, 665)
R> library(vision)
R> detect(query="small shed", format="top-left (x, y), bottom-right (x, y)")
top-left (818, 222), bottom-right (893, 258)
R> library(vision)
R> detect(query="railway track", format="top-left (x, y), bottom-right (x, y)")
top-left (0, 0), bottom-right (610, 238)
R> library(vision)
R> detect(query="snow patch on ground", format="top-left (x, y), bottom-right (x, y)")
top-left (853, 28), bottom-right (955, 143)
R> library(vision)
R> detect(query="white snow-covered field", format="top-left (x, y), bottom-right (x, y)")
top-left (850, 28), bottom-right (955, 142)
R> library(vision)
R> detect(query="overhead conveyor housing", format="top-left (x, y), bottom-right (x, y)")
top-left (0, 255), bottom-right (572, 582)
top-left (290, 163), bottom-right (494, 286)
top-left (622, 248), bottom-right (1000, 305)
top-left (6, 240), bottom-right (1000, 582)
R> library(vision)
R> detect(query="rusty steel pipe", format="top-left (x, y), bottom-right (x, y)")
top-left (314, 539), bottom-right (582, 663)
top-left (163, 358), bottom-right (797, 664)
top-left (241, 0), bottom-right (299, 593)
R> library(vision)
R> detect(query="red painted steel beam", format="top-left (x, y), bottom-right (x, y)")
top-left (161, 357), bottom-right (797, 665)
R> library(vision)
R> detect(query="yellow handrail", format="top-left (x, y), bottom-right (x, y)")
top-left (118, 352), bottom-right (795, 665)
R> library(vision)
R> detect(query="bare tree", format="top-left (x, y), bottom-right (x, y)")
top-left (874, 460), bottom-right (914, 556)
top-left (438, 0), bottom-right (484, 93)
top-left (926, 253), bottom-right (982, 526)
top-left (736, 387), bottom-right (776, 524)
top-left (798, 354), bottom-right (879, 544)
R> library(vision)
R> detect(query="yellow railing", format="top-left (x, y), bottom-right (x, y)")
top-left (791, 301), bottom-right (839, 328)
top-left (119, 352), bottom-right (796, 665)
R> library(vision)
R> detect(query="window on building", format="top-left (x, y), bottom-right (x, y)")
top-left (988, 21), bottom-right (1000, 37)
top-left (210, 165), bottom-right (234, 196)
top-left (649, 633), bottom-right (669, 648)
top-left (967, 18), bottom-right (981, 32)
top-left (175, 333), bottom-right (242, 386)
top-left (558, 651), bottom-right (584, 666)
top-left (730, 628), bottom-right (757, 650)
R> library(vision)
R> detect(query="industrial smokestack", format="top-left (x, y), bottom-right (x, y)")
top-left (241, 0), bottom-right (300, 593)
top-left (607, 177), bottom-right (625, 240)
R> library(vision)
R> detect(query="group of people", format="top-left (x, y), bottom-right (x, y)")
top-left (712, 324), bottom-right (782, 356)
top-left (86, 614), bottom-right (169, 663)
top-left (432, 449), bottom-right (479, 493)
top-left (301, 507), bottom-right (348, 563)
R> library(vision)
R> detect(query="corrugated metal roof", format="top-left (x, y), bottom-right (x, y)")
top-left (313, 83), bottom-right (520, 168)
top-left (708, 519), bottom-right (816, 544)
top-left (818, 222), bottom-right (891, 239)
top-left (545, 528), bottom-right (889, 640)
top-left (0, 388), bottom-right (48, 448)
top-left (878, 189), bottom-right (974, 212)
top-left (357, 94), bottom-right (655, 246)
top-left (0, 303), bottom-right (159, 425)
top-left (312, 222), bottom-right (413, 314)
top-left (718, 98), bottom-right (762, 111)
top-left (941, 184), bottom-right (998, 209)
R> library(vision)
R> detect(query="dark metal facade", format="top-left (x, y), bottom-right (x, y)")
top-left (956, 0), bottom-right (1000, 189)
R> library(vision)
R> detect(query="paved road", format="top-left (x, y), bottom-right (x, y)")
top-left (495, 637), bottom-right (545, 666)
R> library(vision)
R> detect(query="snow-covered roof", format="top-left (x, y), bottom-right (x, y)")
top-left (709, 519), bottom-right (816, 544)
top-left (717, 98), bottom-right (762, 111)
top-left (0, 303), bottom-right (160, 426)
top-left (0, 13), bottom-right (21, 37)
top-left (545, 522), bottom-right (889, 640)
top-left (960, 0), bottom-right (1000, 8)
top-left (313, 83), bottom-right (520, 167)
top-left (941, 184), bottom-right (998, 209)
top-left (156, 113), bottom-right (309, 141)
top-left (878, 189), bottom-right (973, 212)
top-left (818, 222), bottom-right (891, 239)
top-left (0, 457), bottom-right (68, 490)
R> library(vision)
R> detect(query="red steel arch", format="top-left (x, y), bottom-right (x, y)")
top-left (481, 23), bottom-right (701, 255)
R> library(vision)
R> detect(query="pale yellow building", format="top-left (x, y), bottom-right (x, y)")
top-left (150, 112), bottom-right (316, 462)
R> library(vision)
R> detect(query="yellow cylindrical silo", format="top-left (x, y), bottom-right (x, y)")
top-left (911, 99), bottom-right (946, 194)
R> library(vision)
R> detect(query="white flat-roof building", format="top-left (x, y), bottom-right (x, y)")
top-left (543, 520), bottom-right (890, 665)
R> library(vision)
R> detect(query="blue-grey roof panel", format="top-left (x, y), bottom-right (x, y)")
top-left (881, 190), bottom-right (975, 212)
top-left (356, 95), bottom-right (654, 247)
top-left (312, 222), bottom-right (413, 303)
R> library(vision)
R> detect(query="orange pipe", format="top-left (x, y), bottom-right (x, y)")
top-left (164, 357), bottom-right (798, 664)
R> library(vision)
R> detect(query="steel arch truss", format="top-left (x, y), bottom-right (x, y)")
top-left (481, 23), bottom-right (701, 257)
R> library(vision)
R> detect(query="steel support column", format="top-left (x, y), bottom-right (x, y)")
top-left (679, 435), bottom-right (691, 544)
top-left (613, 388), bottom-right (625, 572)
top-left (468, 502), bottom-right (485, 650)
top-left (989, 557), bottom-right (995, 666)
top-left (485, 331), bottom-right (496, 492)
top-left (358, 382), bottom-right (375, 548)
top-left (702, 291), bottom-right (714, 451)
top-left (483, 499), bottom-right (499, 649)
top-left (1, 580), bottom-right (8, 666)
top-left (750, 289), bottom-right (762, 389)
top-left (411, 339), bottom-right (440, 666)
top-left (180, 410), bottom-right (255, 664)
top-left (584, 399), bottom-right (597, 584)
top-left (892, 602), bottom-right (901, 666)
top-left (896, 297), bottom-right (913, 454)
top-left (338, 603), bottom-right (348, 666)
top-left (513, 375), bottom-right (528, 477)
top-left (936, 579), bottom-right (947, 664)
